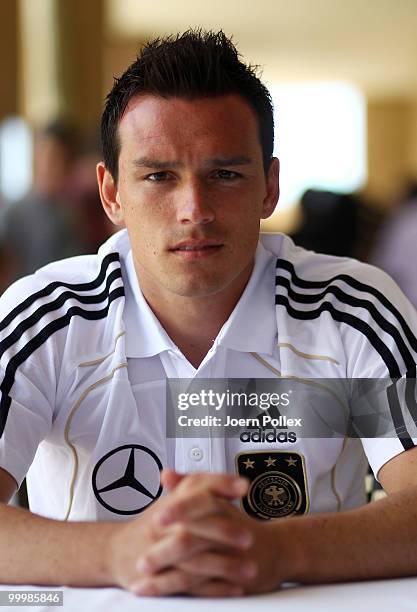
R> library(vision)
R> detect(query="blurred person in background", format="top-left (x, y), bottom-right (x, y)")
top-left (371, 182), bottom-right (417, 309)
top-left (0, 242), bottom-right (15, 295)
top-left (290, 189), bottom-right (359, 257)
top-left (67, 129), bottom-right (117, 253)
top-left (1, 119), bottom-right (83, 279)
top-left (0, 195), bottom-right (15, 294)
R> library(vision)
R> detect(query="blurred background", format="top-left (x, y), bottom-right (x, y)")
top-left (1, 0), bottom-right (417, 306)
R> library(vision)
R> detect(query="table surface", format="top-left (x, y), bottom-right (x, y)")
top-left (1, 577), bottom-right (417, 612)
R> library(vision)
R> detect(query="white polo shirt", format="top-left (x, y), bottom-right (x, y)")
top-left (124, 238), bottom-right (375, 519)
top-left (0, 229), bottom-right (416, 522)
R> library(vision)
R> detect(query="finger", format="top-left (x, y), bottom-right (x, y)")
top-left (136, 528), bottom-right (209, 574)
top-left (154, 489), bottom-right (226, 527)
top-left (130, 569), bottom-right (205, 596)
top-left (178, 472), bottom-right (249, 500)
top-left (189, 580), bottom-right (244, 598)
top-left (155, 476), bottom-right (249, 528)
top-left (177, 516), bottom-right (253, 549)
top-left (178, 552), bottom-right (257, 583)
top-left (160, 468), bottom-right (185, 491)
top-left (137, 519), bottom-right (251, 575)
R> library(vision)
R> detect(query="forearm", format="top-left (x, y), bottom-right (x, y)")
top-left (281, 487), bottom-right (417, 584)
top-left (0, 471), bottom-right (250, 594)
top-left (0, 503), bottom-right (118, 586)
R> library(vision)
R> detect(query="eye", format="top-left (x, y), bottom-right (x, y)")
top-left (213, 169), bottom-right (241, 180)
top-left (145, 171), bottom-right (171, 182)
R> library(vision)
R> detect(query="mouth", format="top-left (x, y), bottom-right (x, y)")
top-left (169, 241), bottom-right (223, 259)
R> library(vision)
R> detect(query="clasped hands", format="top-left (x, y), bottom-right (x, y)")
top-left (109, 468), bottom-right (287, 597)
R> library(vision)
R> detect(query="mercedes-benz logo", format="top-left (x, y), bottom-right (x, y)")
top-left (92, 444), bottom-right (163, 515)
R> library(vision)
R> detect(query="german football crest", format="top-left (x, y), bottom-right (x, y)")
top-left (236, 451), bottom-right (309, 520)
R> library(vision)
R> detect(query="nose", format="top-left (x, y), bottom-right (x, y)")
top-left (175, 179), bottom-right (215, 225)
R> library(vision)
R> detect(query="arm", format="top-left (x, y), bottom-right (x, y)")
top-left (135, 449), bottom-right (417, 595)
top-left (0, 467), bottom-right (250, 594)
top-left (282, 448), bottom-right (417, 584)
top-left (0, 467), bottom-right (121, 587)
top-left (0, 489), bottom-right (114, 587)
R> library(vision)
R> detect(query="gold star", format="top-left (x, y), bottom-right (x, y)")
top-left (285, 456), bottom-right (297, 467)
top-left (265, 456), bottom-right (276, 467)
top-left (243, 458), bottom-right (255, 469)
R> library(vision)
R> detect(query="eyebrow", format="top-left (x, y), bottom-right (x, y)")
top-left (131, 155), bottom-right (253, 170)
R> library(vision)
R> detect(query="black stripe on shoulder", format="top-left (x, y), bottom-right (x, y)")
top-left (387, 381), bottom-right (415, 451)
top-left (0, 286), bottom-right (124, 439)
top-left (405, 365), bottom-right (417, 437)
top-left (275, 294), bottom-right (415, 449)
top-left (276, 275), bottom-right (416, 372)
top-left (276, 258), bottom-right (417, 354)
top-left (0, 252), bottom-right (120, 334)
top-left (0, 268), bottom-right (122, 360)
top-left (275, 294), bottom-right (401, 377)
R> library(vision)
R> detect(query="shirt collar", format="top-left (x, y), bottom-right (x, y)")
top-left (123, 239), bottom-right (279, 359)
top-left (123, 250), bottom-right (177, 358)
top-left (212, 240), bottom-right (278, 355)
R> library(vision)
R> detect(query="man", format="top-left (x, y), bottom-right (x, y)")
top-left (0, 30), bottom-right (417, 597)
top-left (371, 187), bottom-right (417, 309)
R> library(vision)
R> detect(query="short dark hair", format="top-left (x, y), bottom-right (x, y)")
top-left (101, 29), bottom-right (274, 183)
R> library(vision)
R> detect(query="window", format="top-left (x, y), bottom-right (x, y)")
top-left (0, 117), bottom-right (33, 204)
top-left (270, 82), bottom-right (366, 211)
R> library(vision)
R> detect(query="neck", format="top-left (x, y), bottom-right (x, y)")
top-left (149, 296), bottom-right (232, 368)
top-left (135, 265), bottom-right (254, 369)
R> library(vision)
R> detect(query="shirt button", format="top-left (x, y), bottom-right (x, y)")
top-left (189, 447), bottom-right (203, 461)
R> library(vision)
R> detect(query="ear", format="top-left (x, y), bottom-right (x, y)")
top-left (96, 161), bottom-right (125, 226)
top-left (261, 157), bottom-right (280, 219)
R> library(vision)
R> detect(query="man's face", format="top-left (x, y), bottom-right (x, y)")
top-left (98, 94), bottom-right (279, 301)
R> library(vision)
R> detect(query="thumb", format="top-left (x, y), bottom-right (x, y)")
top-left (161, 468), bottom-right (186, 491)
